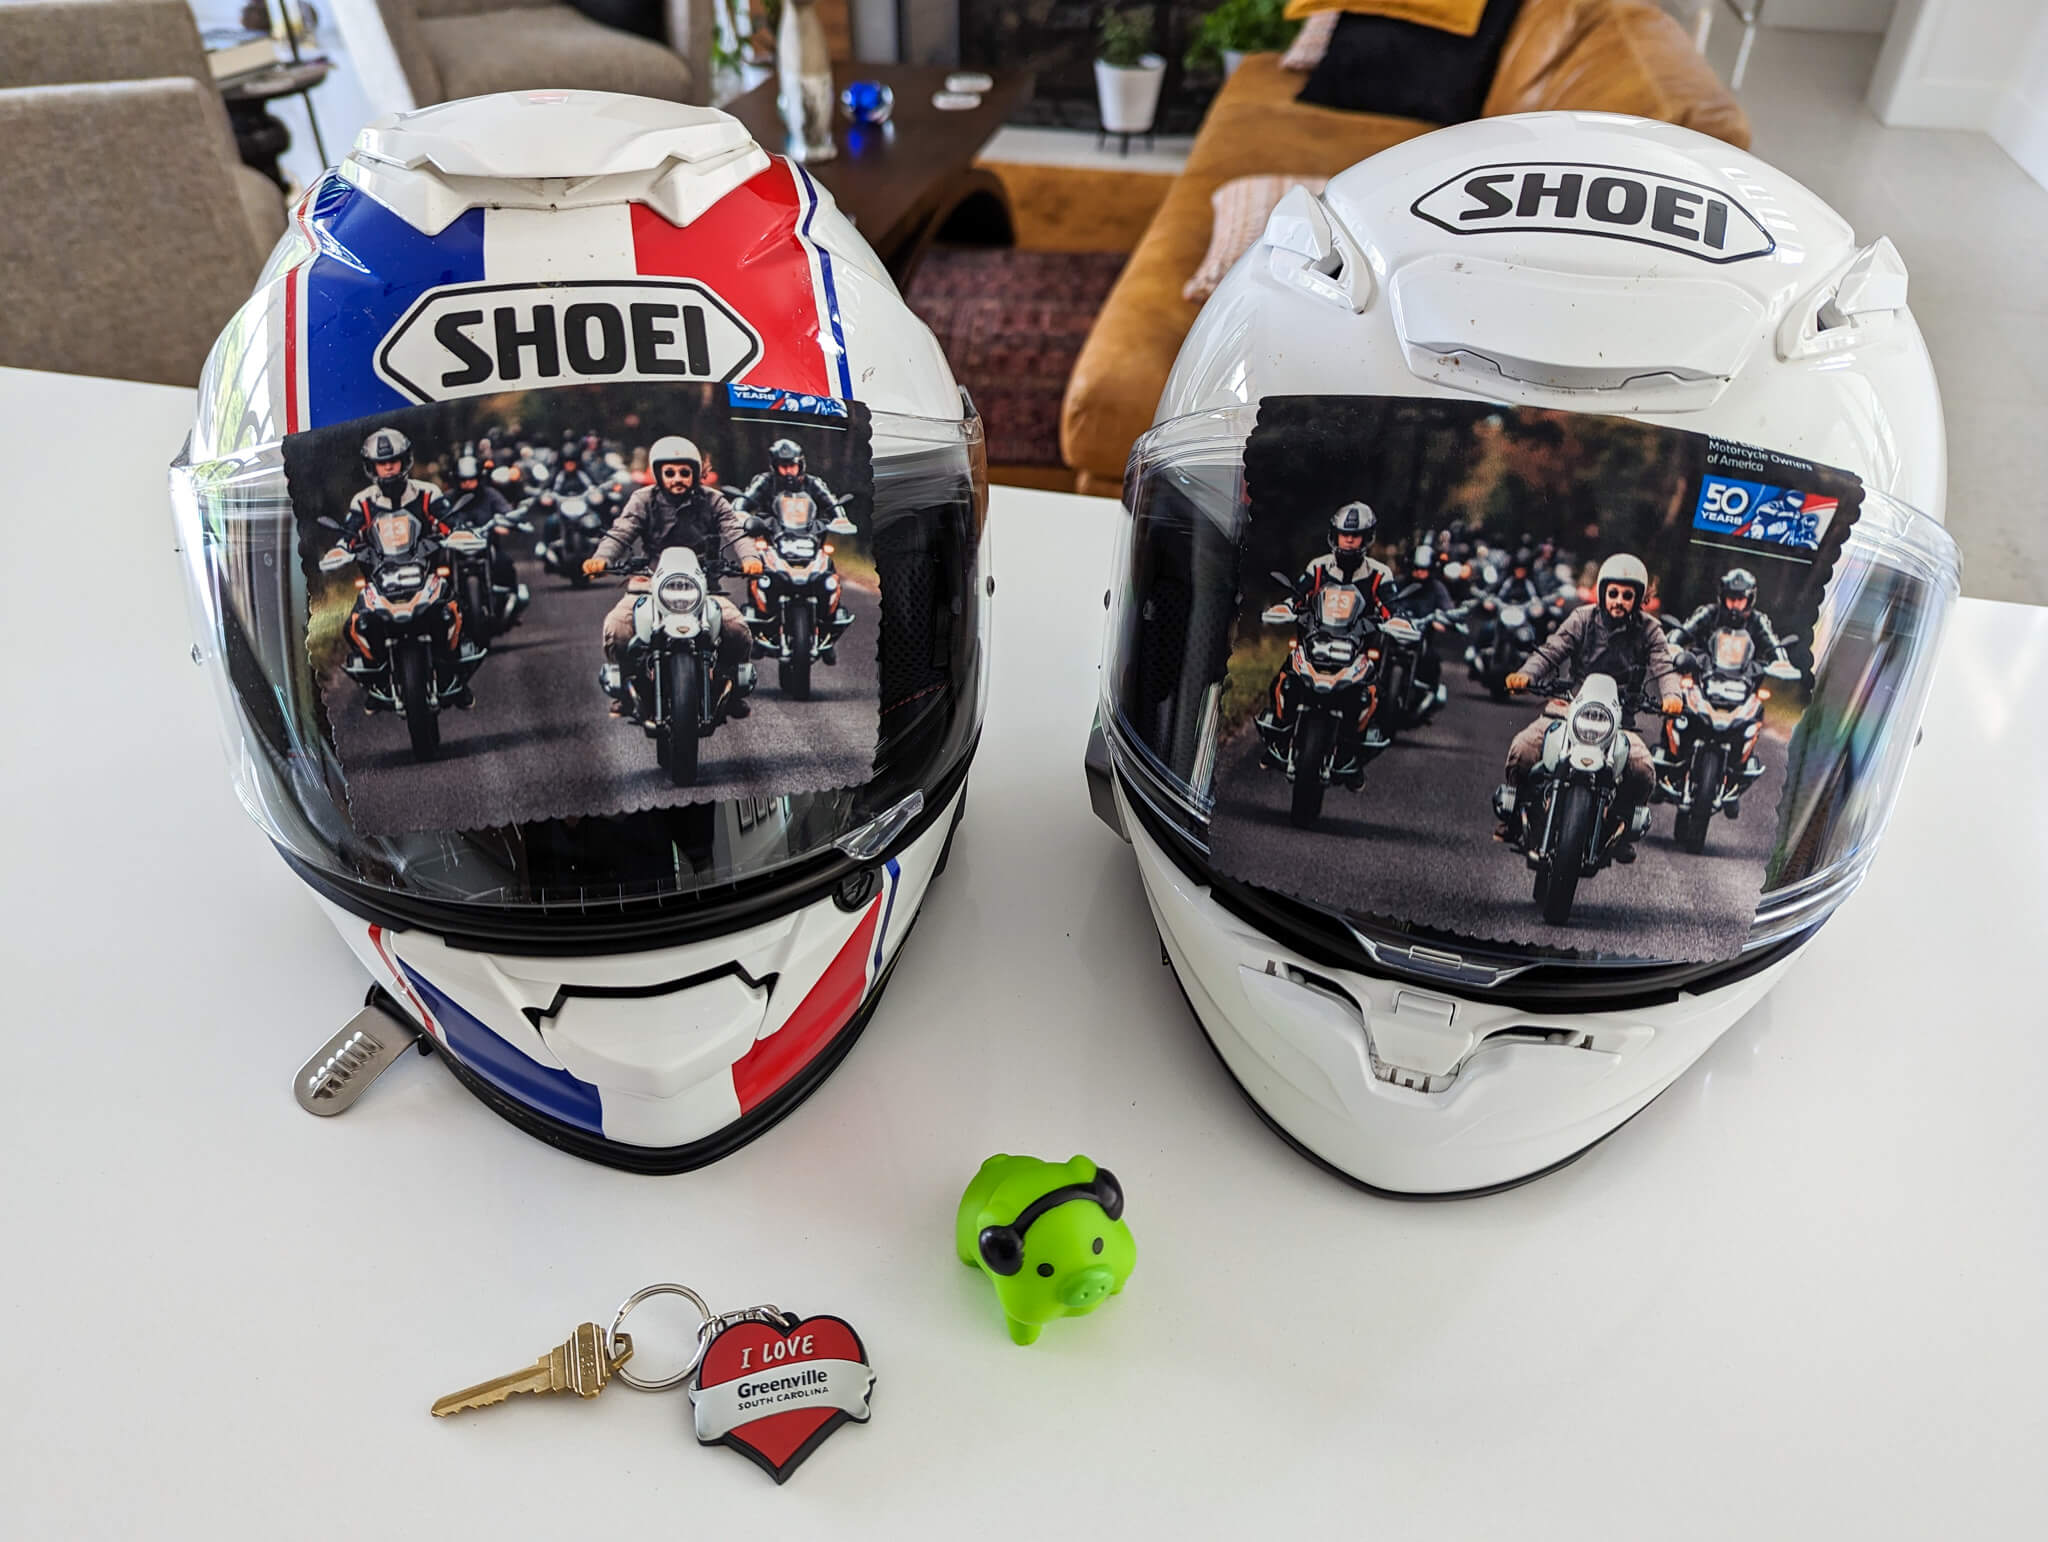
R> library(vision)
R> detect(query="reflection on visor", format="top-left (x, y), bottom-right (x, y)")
top-left (1101, 404), bottom-right (1959, 971)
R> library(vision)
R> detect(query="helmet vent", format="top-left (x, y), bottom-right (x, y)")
top-left (1388, 252), bottom-right (1766, 405)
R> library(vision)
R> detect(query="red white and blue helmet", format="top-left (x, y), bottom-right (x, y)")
top-left (171, 92), bottom-right (988, 1169)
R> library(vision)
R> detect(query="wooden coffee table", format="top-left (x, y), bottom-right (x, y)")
top-left (721, 64), bottom-right (1032, 287)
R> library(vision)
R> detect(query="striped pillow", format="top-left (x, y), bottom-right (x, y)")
top-left (1183, 174), bottom-right (1332, 303)
top-left (1280, 11), bottom-right (1339, 69)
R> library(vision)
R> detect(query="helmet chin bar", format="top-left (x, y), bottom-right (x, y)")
top-left (1089, 722), bottom-right (1816, 1013)
top-left (1117, 778), bottom-right (1802, 1196)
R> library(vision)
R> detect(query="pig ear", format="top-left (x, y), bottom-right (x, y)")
top-left (1093, 1168), bottom-right (1125, 1222)
top-left (978, 1225), bottom-right (1025, 1276)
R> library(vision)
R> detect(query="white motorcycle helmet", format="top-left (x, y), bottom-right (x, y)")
top-left (1088, 113), bottom-right (1960, 1196)
top-left (172, 92), bottom-right (988, 1169)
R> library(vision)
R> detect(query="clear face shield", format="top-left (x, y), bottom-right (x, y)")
top-left (1100, 403), bottom-right (1960, 991)
top-left (172, 406), bottom-right (989, 945)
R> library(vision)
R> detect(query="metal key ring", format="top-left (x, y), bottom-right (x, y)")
top-left (608, 1283), bottom-right (714, 1392)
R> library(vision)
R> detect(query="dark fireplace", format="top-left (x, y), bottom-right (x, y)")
top-left (958, 1), bottom-right (1224, 135)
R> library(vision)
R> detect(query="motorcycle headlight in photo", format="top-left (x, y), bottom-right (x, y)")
top-left (657, 574), bottom-right (703, 612)
top-left (1570, 703), bottom-right (1615, 745)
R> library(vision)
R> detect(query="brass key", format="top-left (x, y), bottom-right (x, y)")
top-left (431, 1323), bottom-right (633, 1417)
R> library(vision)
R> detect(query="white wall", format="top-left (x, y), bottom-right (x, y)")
top-left (1869, 0), bottom-right (2044, 132)
top-left (1989, 9), bottom-right (2048, 191)
top-left (329, 0), bottom-right (416, 117)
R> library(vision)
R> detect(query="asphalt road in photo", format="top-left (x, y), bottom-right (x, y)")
top-left (324, 555), bottom-right (879, 834)
top-left (1209, 677), bottom-right (1788, 961)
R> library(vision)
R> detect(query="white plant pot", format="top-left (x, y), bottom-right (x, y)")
top-left (1222, 49), bottom-right (1246, 78)
top-left (1094, 54), bottom-right (1166, 135)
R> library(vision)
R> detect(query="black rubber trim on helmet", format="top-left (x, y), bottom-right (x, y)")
top-left (1116, 767), bottom-right (1819, 1013)
top-left (1168, 970), bottom-right (1667, 1201)
top-left (280, 749), bottom-right (973, 957)
top-left (365, 897), bottom-right (922, 1174)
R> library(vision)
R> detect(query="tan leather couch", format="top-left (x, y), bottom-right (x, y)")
top-left (1059, 0), bottom-right (1751, 490)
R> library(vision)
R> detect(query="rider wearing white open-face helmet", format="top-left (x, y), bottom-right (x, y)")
top-left (1500, 552), bottom-right (1682, 859)
top-left (585, 433), bottom-right (760, 719)
top-left (1089, 112), bottom-right (1959, 1196)
top-left (173, 91), bottom-right (989, 1170)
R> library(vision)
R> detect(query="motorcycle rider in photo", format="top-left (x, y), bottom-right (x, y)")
top-left (445, 454), bottom-right (527, 623)
top-left (1256, 500), bottom-right (1395, 768)
top-left (734, 438), bottom-right (838, 515)
top-left (1661, 567), bottom-right (1795, 784)
top-left (1667, 568), bottom-right (1791, 669)
top-left (1393, 546), bottom-right (1456, 678)
top-left (582, 434), bottom-right (761, 720)
top-left (337, 426), bottom-right (477, 708)
top-left (735, 437), bottom-right (855, 633)
top-left (1497, 553), bottom-right (1683, 862)
top-left (550, 443), bottom-right (603, 501)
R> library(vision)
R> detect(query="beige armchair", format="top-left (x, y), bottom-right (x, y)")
top-left (0, 0), bottom-right (288, 255)
top-left (0, 79), bottom-right (269, 386)
top-left (375, 0), bottom-right (716, 108)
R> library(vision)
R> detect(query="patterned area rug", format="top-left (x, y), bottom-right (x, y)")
top-left (905, 247), bottom-right (1129, 468)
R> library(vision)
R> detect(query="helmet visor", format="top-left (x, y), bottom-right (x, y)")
top-left (173, 401), bottom-right (986, 928)
top-left (1102, 402), bottom-right (1959, 971)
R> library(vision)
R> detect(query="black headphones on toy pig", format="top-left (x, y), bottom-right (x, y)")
top-left (977, 1168), bottom-right (1124, 1276)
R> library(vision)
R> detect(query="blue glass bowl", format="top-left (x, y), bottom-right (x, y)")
top-left (839, 80), bottom-right (894, 127)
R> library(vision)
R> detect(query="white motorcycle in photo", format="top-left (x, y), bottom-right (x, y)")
top-left (1494, 672), bottom-right (1652, 926)
top-left (610, 547), bottom-right (755, 787)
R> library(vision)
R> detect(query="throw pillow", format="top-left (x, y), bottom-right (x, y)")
top-left (1282, 0), bottom-right (1489, 35)
top-left (1184, 174), bottom-right (1332, 302)
top-left (566, 0), bottom-right (666, 41)
top-left (1296, 0), bottom-right (1524, 123)
top-left (1280, 11), bottom-right (1340, 70)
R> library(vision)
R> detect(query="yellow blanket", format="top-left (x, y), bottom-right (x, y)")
top-left (1281, 0), bottom-right (1490, 37)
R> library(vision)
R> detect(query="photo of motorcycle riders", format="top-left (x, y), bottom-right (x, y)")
top-left (282, 381), bottom-right (878, 836)
top-left (1203, 395), bottom-right (1863, 962)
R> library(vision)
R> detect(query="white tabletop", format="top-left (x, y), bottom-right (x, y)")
top-left (3, 366), bottom-right (2044, 1539)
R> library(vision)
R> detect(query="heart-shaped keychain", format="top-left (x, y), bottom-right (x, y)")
top-left (690, 1312), bottom-right (874, 1482)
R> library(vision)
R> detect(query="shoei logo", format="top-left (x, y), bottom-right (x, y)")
top-left (1410, 163), bottom-right (1776, 264)
top-left (375, 280), bottom-right (764, 402)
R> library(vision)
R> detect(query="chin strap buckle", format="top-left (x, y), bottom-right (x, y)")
top-left (294, 989), bottom-right (425, 1116)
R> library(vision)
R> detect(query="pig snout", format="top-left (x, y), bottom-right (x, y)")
top-left (1059, 1266), bottom-right (1116, 1310)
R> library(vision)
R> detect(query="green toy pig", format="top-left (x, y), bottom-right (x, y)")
top-left (956, 1154), bottom-right (1136, 1345)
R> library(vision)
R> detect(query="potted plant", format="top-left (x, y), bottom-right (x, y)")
top-left (1184, 0), bottom-right (1299, 78)
top-left (1094, 8), bottom-right (1166, 145)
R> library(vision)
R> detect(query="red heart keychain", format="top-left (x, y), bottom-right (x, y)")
top-left (690, 1313), bottom-right (873, 1482)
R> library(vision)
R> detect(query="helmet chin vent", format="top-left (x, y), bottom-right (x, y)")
top-left (1388, 252), bottom-right (1766, 405)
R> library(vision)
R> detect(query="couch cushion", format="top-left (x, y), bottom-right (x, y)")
top-left (1483, 0), bottom-right (1748, 146)
top-left (1282, 0), bottom-right (1488, 30)
top-left (1296, 0), bottom-right (1524, 123)
top-left (0, 0), bottom-right (242, 164)
top-left (1060, 54), bottom-right (1432, 480)
top-left (422, 7), bottom-right (692, 102)
top-left (0, 78), bottom-right (263, 386)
